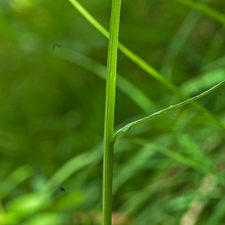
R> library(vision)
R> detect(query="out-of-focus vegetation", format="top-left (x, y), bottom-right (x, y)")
top-left (0, 0), bottom-right (225, 224)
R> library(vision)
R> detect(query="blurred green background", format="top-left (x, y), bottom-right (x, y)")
top-left (0, 0), bottom-right (225, 224)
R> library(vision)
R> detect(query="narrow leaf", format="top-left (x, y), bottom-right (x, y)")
top-left (113, 80), bottom-right (225, 144)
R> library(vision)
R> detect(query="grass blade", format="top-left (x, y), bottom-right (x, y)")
top-left (113, 80), bottom-right (225, 144)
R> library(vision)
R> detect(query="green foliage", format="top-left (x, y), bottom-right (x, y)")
top-left (0, 0), bottom-right (225, 225)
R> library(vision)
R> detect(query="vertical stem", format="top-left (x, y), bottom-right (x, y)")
top-left (103, 0), bottom-right (122, 225)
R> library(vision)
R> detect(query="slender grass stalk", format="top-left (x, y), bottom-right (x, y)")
top-left (102, 0), bottom-right (121, 224)
top-left (69, 0), bottom-right (225, 131)
top-left (68, 1), bottom-right (122, 223)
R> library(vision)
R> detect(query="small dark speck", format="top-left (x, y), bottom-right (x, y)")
top-left (53, 43), bottom-right (61, 51)
top-left (113, 195), bottom-right (116, 199)
top-left (60, 187), bottom-right (66, 192)
top-left (219, 11), bottom-right (225, 15)
top-left (219, 93), bottom-right (222, 96)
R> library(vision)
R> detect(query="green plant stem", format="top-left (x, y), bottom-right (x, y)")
top-left (69, 0), bottom-right (225, 131)
top-left (102, 0), bottom-right (122, 224)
